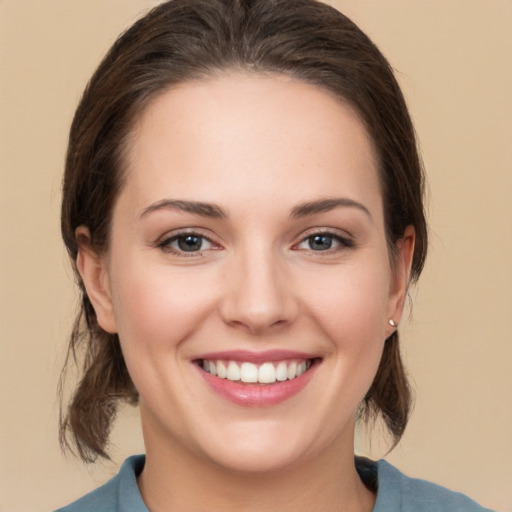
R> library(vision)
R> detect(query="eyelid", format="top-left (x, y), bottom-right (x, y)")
top-left (156, 228), bottom-right (222, 255)
top-left (292, 228), bottom-right (355, 252)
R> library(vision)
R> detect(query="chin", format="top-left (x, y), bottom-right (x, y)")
top-left (190, 413), bottom-right (348, 475)
top-left (201, 435), bottom-right (307, 474)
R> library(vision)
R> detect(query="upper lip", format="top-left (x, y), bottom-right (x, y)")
top-left (194, 349), bottom-right (320, 364)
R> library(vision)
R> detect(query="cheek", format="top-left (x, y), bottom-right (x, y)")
top-left (302, 261), bottom-right (392, 345)
top-left (108, 264), bottom-right (223, 410)
top-left (109, 263), bottom-right (219, 358)
top-left (299, 258), bottom-right (392, 407)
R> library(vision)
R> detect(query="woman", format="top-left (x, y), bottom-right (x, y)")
top-left (56, 0), bottom-right (492, 510)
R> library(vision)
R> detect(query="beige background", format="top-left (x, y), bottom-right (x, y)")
top-left (1, 0), bottom-right (511, 510)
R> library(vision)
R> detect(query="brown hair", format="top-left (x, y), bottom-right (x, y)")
top-left (60, 0), bottom-right (427, 462)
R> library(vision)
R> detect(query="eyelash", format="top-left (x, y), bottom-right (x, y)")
top-left (156, 229), bottom-right (354, 256)
top-left (157, 231), bottom-right (218, 256)
top-left (293, 231), bottom-right (354, 253)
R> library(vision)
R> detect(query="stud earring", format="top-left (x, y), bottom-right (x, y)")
top-left (388, 319), bottom-right (398, 328)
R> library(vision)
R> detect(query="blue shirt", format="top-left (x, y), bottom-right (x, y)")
top-left (56, 455), bottom-right (494, 511)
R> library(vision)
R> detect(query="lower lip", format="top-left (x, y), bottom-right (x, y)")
top-left (196, 362), bottom-right (318, 407)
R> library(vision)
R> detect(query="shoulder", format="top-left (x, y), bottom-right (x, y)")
top-left (54, 455), bottom-right (147, 512)
top-left (374, 459), bottom-right (495, 512)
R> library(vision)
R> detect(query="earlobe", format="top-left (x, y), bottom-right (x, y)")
top-left (388, 225), bottom-right (416, 326)
top-left (75, 226), bottom-right (117, 334)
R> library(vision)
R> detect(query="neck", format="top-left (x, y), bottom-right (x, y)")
top-left (137, 421), bottom-right (375, 512)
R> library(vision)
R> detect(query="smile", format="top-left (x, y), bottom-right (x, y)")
top-left (201, 359), bottom-right (312, 384)
top-left (195, 350), bottom-right (320, 406)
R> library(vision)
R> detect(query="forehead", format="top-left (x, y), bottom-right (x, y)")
top-left (122, 72), bottom-right (382, 218)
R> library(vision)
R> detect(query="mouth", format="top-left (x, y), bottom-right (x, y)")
top-left (194, 352), bottom-right (321, 406)
top-left (199, 358), bottom-right (316, 384)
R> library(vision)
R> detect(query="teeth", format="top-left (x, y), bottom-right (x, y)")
top-left (202, 358), bottom-right (313, 384)
top-left (240, 362), bottom-right (258, 383)
top-left (287, 361), bottom-right (297, 380)
top-left (276, 361), bottom-right (288, 381)
top-left (227, 361), bottom-right (240, 381)
top-left (217, 360), bottom-right (227, 378)
top-left (258, 362), bottom-right (276, 384)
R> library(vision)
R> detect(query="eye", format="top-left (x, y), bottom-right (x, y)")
top-left (306, 234), bottom-right (335, 251)
top-left (295, 232), bottom-right (353, 252)
top-left (158, 232), bottom-right (217, 254)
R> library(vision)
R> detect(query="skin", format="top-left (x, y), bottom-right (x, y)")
top-left (77, 72), bottom-right (415, 512)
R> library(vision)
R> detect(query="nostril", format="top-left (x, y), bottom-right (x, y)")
top-left (218, 259), bottom-right (299, 334)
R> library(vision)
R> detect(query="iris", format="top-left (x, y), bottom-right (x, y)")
top-left (309, 234), bottom-right (333, 251)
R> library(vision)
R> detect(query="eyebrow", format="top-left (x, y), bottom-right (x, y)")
top-left (139, 197), bottom-right (371, 221)
top-left (139, 199), bottom-right (227, 219)
top-left (290, 198), bottom-right (372, 221)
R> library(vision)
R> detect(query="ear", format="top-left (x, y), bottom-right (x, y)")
top-left (387, 225), bottom-right (416, 327)
top-left (75, 226), bottom-right (117, 334)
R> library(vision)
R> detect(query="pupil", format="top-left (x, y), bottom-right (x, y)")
top-left (178, 235), bottom-right (202, 252)
top-left (310, 235), bottom-right (332, 250)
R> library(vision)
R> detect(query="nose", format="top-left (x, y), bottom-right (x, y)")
top-left (219, 246), bottom-right (299, 335)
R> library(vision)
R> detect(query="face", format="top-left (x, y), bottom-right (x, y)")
top-left (79, 72), bottom-right (413, 474)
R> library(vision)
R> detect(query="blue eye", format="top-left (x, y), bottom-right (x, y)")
top-left (296, 232), bottom-right (353, 252)
top-left (159, 233), bottom-right (214, 253)
top-left (308, 234), bottom-right (334, 251)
